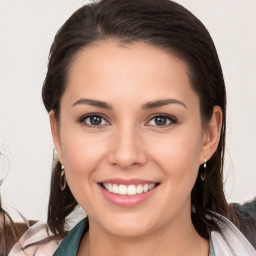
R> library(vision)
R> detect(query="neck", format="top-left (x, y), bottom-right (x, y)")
top-left (78, 214), bottom-right (209, 256)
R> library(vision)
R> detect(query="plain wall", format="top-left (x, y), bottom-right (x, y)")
top-left (0, 0), bottom-right (255, 221)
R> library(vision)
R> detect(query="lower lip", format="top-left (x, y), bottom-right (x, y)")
top-left (99, 185), bottom-right (158, 207)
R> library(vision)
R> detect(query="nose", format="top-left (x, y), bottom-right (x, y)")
top-left (107, 124), bottom-right (148, 170)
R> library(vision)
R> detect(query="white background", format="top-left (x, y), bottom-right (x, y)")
top-left (0, 0), bottom-right (255, 221)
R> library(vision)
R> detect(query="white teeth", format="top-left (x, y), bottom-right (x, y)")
top-left (136, 184), bottom-right (143, 194)
top-left (107, 183), bottom-right (112, 192)
top-left (149, 184), bottom-right (154, 190)
top-left (113, 184), bottom-right (118, 194)
top-left (127, 185), bottom-right (136, 195)
top-left (119, 185), bottom-right (127, 195)
top-left (143, 184), bottom-right (149, 192)
top-left (103, 183), bottom-right (157, 195)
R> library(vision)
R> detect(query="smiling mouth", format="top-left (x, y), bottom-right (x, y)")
top-left (100, 183), bottom-right (160, 196)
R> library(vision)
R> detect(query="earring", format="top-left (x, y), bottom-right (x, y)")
top-left (200, 158), bottom-right (207, 181)
top-left (60, 164), bottom-right (67, 191)
top-left (203, 158), bottom-right (207, 168)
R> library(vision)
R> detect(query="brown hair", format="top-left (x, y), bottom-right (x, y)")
top-left (42, 0), bottom-right (238, 238)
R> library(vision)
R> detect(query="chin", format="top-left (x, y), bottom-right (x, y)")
top-left (97, 213), bottom-right (158, 238)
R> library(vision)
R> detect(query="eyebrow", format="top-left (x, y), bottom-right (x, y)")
top-left (141, 99), bottom-right (187, 110)
top-left (72, 98), bottom-right (187, 110)
top-left (72, 98), bottom-right (112, 109)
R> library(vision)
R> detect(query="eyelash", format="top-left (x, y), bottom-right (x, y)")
top-left (79, 113), bottom-right (109, 129)
top-left (146, 114), bottom-right (177, 127)
top-left (79, 113), bottom-right (177, 128)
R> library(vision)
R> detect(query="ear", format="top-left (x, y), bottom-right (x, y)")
top-left (200, 106), bottom-right (223, 164)
top-left (49, 110), bottom-right (64, 164)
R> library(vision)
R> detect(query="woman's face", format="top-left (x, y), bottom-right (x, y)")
top-left (51, 41), bottom-right (218, 237)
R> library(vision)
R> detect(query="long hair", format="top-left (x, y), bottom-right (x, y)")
top-left (42, 0), bottom-right (238, 237)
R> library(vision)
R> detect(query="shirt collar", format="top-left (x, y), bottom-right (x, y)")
top-left (53, 218), bottom-right (88, 256)
top-left (53, 217), bottom-right (217, 256)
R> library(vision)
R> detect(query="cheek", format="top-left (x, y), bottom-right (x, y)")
top-left (60, 130), bottom-right (107, 182)
top-left (60, 132), bottom-right (108, 212)
top-left (148, 127), bottom-right (202, 179)
top-left (150, 129), bottom-right (203, 214)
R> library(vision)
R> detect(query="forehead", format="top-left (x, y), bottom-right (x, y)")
top-left (64, 40), bottom-right (198, 108)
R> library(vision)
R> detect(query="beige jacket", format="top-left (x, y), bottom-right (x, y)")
top-left (9, 215), bottom-right (256, 256)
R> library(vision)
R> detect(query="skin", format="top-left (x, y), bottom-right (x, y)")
top-left (50, 40), bottom-right (222, 256)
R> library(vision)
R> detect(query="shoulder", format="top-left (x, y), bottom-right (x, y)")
top-left (208, 212), bottom-right (256, 256)
top-left (231, 198), bottom-right (256, 248)
top-left (9, 221), bottom-right (62, 256)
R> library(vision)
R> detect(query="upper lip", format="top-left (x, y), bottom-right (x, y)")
top-left (98, 178), bottom-right (159, 185)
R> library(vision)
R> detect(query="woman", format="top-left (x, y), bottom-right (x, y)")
top-left (9, 0), bottom-right (256, 255)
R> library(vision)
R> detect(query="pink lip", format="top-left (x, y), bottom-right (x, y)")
top-left (98, 183), bottom-right (159, 207)
top-left (99, 178), bottom-right (157, 185)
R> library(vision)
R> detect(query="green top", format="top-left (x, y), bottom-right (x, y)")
top-left (53, 219), bottom-right (87, 256)
top-left (53, 218), bottom-right (215, 256)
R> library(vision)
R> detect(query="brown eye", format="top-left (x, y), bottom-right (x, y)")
top-left (80, 114), bottom-right (109, 128)
top-left (89, 116), bottom-right (102, 125)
